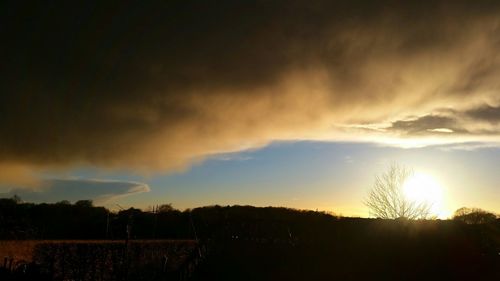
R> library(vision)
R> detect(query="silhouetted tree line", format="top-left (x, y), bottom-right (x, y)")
top-left (0, 198), bottom-right (193, 240)
top-left (0, 197), bottom-right (498, 241)
top-left (0, 197), bottom-right (342, 241)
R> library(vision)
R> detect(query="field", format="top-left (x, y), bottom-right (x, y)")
top-left (0, 240), bottom-right (42, 263)
top-left (0, 240), bottom-right (201, 281)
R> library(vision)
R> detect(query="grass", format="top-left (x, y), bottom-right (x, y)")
top-left (0, 240), bottom-right (196, 263)
top-left (1, 239), bottom-right (199, 281)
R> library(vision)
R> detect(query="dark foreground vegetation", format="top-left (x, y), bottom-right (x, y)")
top-left (1, 198), bottom-right (499, 280)
top-left (0, 240), bottom-right (202, 281)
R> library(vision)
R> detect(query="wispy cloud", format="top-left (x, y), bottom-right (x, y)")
top-left (212, 154), bottom-right (254, 162)
top-left (432, 142), bottom-right (500, 152)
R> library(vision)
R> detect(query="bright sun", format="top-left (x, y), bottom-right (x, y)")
top-left (403, 172), bottom-right (447, 219)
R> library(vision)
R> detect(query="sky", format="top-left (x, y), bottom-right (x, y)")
top-left (1, 1), bottom-right (499, 217)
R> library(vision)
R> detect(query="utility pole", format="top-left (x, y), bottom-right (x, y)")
top-left (106, 211), bottom-right (110, 239)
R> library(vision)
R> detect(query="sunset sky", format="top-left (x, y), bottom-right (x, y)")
top-left (1, 1), bottom-right (499, 217)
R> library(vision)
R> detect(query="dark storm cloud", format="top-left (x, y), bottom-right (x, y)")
top-left (383, 104), bottom-right (500, 136)
top-left (387, 115), bottom-right (467, 135)
top-left (1, 179), bottom-right (150, 203)
top-left (1, 1), bottom-right (500, 183)
top-left (464, 105), bottom-right (500, 123)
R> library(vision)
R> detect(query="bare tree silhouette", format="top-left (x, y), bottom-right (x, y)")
top-left (365, 164), bottom-right (431, 220)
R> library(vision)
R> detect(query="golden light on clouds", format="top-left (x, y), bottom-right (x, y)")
top-left (1, 1), bottom-right (500, 185)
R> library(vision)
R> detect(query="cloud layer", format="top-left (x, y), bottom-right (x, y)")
top-left (2, 179), bottom-right (150, 204)
top-left (385, 105), bottom-right (500, 136)
top-left (1, 1), bottom-right (500, 183)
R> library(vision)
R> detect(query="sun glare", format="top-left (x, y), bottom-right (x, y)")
top-left (403, 173), bottom-right (447, 218)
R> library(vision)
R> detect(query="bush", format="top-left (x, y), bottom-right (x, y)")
top-left (453, 207), bottom-right (497, 224)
